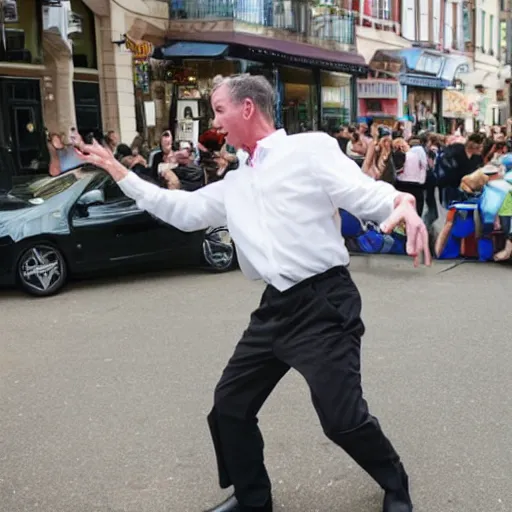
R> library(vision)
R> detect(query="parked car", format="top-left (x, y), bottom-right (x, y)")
top-left (0, 166), bottom-right (236, 297)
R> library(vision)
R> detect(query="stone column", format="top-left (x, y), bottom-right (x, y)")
top-left (94, 1), bottom-right (137, 144)
top-left (42, 33), bottom-right (76, 134)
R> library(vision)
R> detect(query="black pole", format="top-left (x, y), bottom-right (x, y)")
top-left (314, 67), bottom-right (322, 131)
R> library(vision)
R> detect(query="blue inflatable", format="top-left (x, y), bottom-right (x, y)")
top-left (340, 210), bottom-right (407, 256)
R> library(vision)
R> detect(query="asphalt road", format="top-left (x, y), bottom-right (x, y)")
top-left (1, 257), bottom-right (511, 512)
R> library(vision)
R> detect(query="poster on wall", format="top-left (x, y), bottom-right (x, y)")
top-left (3, 0), bottom-right (18, 22)
top-left (178, 100), bottom-right (199, 120)
top-left (176, 100), bottom-right (199, 144)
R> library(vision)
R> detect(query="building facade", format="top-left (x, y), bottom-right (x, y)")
top-left (0, 0), bottom-right (168, 189)
top-left (154, 0), bottom-right (369, 141)
top-left (357, 0), bottom-right (478, 134)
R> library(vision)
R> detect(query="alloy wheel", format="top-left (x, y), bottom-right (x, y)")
top-left (202, 227), bottom-right (235, 272)
top-left (18, 244), bottom-right (67, 296)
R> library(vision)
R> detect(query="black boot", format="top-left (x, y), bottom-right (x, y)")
top-left (204, 494), bottom-right (240, 512)
top-left (326, 416), bottom-right (413, 512)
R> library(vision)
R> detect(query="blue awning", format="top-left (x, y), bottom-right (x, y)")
top-left (159, 42), bottom-right (229, 59)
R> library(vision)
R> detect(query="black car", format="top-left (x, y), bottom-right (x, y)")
top-left (0, 166), bottom-right (236, 296)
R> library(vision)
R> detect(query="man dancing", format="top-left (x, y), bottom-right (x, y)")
top-left (77, 74), bottom-right (430, 512)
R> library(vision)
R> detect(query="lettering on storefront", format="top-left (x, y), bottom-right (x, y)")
top-left (400, 75), bottom-right (449, 89)
top-left (357, 80), bottom-right (398, 98)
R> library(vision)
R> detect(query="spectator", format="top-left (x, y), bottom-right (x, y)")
top-left (393, 138), bottom-right (426, 216)
top-left (105, 130), bottom-right (120, 155)
top-left (362, 126), bottom-right (395, 184)
top-left (437, 133), bottom-right (485, 207)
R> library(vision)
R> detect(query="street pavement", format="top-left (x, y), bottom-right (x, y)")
top-left (1, 257), bottom-right (511, 512)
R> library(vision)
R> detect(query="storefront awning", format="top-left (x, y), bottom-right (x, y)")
top-left (154, 33), bottom-right (368, 75)
top-left (369, 48), bottom-right (472, 89)
top-left (158, 42), bottom-right (230, 59)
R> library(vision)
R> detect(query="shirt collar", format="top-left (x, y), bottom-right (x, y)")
top-left (256, 129), bottom-right (287, 150)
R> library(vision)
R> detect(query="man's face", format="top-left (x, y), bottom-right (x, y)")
top-left (161, 131), bottom-right (173, 153)
top-left (468, 142), bottom-right (484, 155)
top-left (110, 132), bottom-right (119, 146)
top-left (175, 149), bottom-right (191, 165)
top-left (211, 84), bottom-right (248, 150)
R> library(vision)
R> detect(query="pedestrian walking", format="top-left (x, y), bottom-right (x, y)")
top-left (75, 74), bottom-right (431, 512)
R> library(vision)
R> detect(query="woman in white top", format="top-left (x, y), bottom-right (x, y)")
top-left (392, 138), bottom-right (427, 216)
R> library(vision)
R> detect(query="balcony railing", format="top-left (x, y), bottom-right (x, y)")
top-left (169, 0), bottom-right (356, 45)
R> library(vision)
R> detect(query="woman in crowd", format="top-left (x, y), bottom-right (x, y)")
top-left (361, 126), bottom-right (395, 184)
top-left (392, 137), bottom-right (427, 217)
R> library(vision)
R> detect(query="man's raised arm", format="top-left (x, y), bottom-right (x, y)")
top-left (77, 140), bottom-right (227, 232)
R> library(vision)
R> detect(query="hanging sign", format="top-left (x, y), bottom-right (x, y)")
top-left (125, 35), bottom-right (153, 60)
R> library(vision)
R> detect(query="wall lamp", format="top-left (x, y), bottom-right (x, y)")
top-left (112, 34), bottom-right (127, 46)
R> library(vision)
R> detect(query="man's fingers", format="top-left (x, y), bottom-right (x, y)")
top-left (422, 228), bottom-right (433, 266)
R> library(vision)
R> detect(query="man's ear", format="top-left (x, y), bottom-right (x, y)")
top-left (242, 99), bottom-right (254, 120)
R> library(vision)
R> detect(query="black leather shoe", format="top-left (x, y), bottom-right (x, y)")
top-left (382, 466), bottom-right (413, 512)
top-left (383, 490), bottom-right (413, 512)
top-left (203, 494), bottom-right (240, 512)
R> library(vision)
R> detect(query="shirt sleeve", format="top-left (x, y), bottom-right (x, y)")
top-left (312, 135), bottom-right (400, 223)
top-left (117, 171), bottom-right (227, 231)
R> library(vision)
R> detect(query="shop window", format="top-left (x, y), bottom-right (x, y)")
top-left (0, 0), bottom-right (43, 64)
top-left (321, 71), bottom-right (351, 132)
top-left (279, 66), bottom-right (317, 133)
top-left (70, 0), bottom-right (97, 69)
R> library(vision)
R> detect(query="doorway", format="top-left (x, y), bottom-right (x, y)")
top-left (0, 78), bottom-right (46, 177)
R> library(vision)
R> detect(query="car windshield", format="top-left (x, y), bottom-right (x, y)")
top-left (10, 168), bottom-right (96, 201)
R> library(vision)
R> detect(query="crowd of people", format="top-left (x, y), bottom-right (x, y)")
top-left (331, 121), bottom-right (512, 228)
top-left (44, 118), bottom-right (512, 263)
top-left (45, 126), bottom-right (240, 193)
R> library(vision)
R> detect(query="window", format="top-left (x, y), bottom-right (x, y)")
top-left (481, 10), bottom-right (486, 51)
top-left (372, 0), bottom-right (391, 20)
top-left (489, 15), bottom-right (494, 55)
top-left (463, 3), bottom-right (472, 43)
top-left (501, 20), bottom-right (507, 60)
top-left (451, 1), bottom-right (459, 50)
top-left (0, 0), bottom-right (42, 64)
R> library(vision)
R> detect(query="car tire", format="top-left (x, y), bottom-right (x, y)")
top-left (17, 242), bottom-right (68, 297)
top-left (202, 227), bottom-right (237, 273)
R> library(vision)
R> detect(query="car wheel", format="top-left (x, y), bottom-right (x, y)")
top-left (202, 227), bottom-right (236, 272)
top-left (17, 243), bottom-right (67, 297)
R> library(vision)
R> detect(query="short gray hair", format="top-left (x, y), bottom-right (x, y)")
top-left (212, 74), bottom-right (275, 122)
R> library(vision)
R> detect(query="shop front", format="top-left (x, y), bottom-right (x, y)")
top-left (357, 79), bottom-right (400, 126)
top-left (369, 49), bottom-right (473, 134)
top-left (150, 33), bottom-right (366, 144)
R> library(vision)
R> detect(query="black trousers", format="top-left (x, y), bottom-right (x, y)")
top-left (207, 267), bottom-right (407, 510)
top-left (395, 181), bottom-right (425, 217)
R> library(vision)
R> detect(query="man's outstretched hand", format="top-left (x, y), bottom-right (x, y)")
top-left (75, 139), bottom-right (128, 182)
top-left (380, 193), bottom-right (432, 267)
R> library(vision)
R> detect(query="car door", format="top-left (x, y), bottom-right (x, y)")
top-left (70, 173), bottom-right (201, 270)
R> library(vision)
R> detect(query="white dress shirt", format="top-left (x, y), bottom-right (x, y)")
top-left (118, 130), bottom-right (399, 291)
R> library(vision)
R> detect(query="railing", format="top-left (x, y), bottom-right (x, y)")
top-left (169, 0), bottom-right (356, 45)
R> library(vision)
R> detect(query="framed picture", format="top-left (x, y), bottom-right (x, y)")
top-left (177, 100), bottom-right (199, 121)
top-left (3, 0), bottom-right (18, 23)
